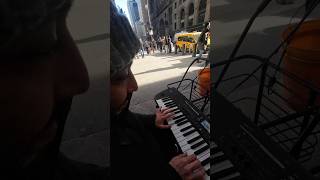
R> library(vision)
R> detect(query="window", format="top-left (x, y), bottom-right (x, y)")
top-left (174, 2), bottom-right (177, 8)
top-left (174, 22), bottom-right (176, 30)
top-left (188, 3), bottom-right (194, 15)
top-left (174, 13), bottom-right (176, 19)
top-left (181, 22), bottom-right (184, 28)
top-left (180, 8), bottom-right (185, 20)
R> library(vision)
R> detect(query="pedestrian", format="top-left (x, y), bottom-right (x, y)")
top-left (162, 36), bottom-right (166, 53)
top-left (197, 23), bottom-right (210, 62)
top-left (145, 40), bottom-right (150, 54)
top-left (168, 35), bottom-right (172, 53)
top-left (110, 2), bottom-right (206, 180)
top-left (158, 37), bottom-right (163, 53)
top-left (0, 0), bottom-right (108, 179)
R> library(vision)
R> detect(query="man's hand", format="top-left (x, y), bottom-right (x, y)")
top-left (169, 154), bottom-right (206, 180)
top-left (155, 107), bottom-right (174, 129)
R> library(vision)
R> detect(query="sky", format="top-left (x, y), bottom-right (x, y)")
top-left (114, 0), bottom-right (132, 26)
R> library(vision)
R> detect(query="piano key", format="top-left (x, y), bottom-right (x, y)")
top-left (187, 135), bottom-right (202, 144)
top-left (162, 98), bottom-right (172, 102)
top-left (194, 144), bottom-right (209, 155)
top-left (173, 113), bottom-right (184, 119)
top-left (177, 120), bottom-right (188, 126)
top-left (164, 102), bottom-right (175, 106)
top-left (171, 122), bottom-right (191, 131)
top-left (186, 142), bottom-right (207, 155)
top-left (191, 140), bottom-right (206, 149)
top-left (201, 157), bottom-right (210, 166)
top-left (174, 127), bottom-right (195, 139)
top-left (179, 135), bottom-right (203, 148)
top-left (169, 117), bottom-right (186, 125)
top-left (198, 149), bottom-right (210, 161)
top-left (180, 125), bottom-right (193, 132)
top-left (174, 117), bottom-right (187, 124)
top-left (172, 109), bottom-right (181, 114)
top-left (177, 131), bottom-right (200, 143)
top-left (167, 104), bottom-right (177, 108)
top-left (183, 129), bottom-right (197, 136)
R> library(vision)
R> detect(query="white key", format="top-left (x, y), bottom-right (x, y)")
top-left (171, 122), bottom-right (191, 131)
top-left (181, 140), bottom-right (206, 152)
top-left (177, 131), bottom-right (200, 142)
top-left (178, 135), bottom-right (202, 148)
top-left (173, 127), bottom-right (195, 139)
top-left (179, 136), bottom-right (203, 150)
top-left (172, 112), bottom-right (183, 118)
top-left (198, 149), bottom-right (210, 161)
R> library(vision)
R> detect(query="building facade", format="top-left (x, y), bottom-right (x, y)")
top-left (127, 0), bottom-right (141, 33)
top-left (147, 0), bottom-right (210, 38)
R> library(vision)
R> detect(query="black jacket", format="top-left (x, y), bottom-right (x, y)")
top-left (111, 110), bottom-right (181, 180)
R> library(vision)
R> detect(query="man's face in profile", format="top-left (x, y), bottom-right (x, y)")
top-left (111, 66), bottom-right (138, 114)
top-left (0, 2), bottom-right (89, 162)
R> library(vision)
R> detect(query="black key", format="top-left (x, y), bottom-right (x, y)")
top-left (183, 129), bottom-right (196, 136)
top-left (194, 145), bottom-right (209, 155)
top-left (201, 157), bottom-right (210, 166)
top-left (173, 109), bottom-right (181, 113)
top-left (173, 117), bottom-right (186, 123)
top-left (187, 136), bottom-right (202, 144)
top-left (167, 104), bottom-right (177, 108)
top-left (180, 125), bottom-right (192, 132)
top-left (164, 101), bottom-right (175, 106)
top-left (212, 165), bottom-right (237, 179)
top-left (177, 120), bottom-right (188, 126)
top-left (162, 97), bottom-right (171, 102)
top-left (191, 140), bottom-right (205, 149)
top-left (173, 114), bottom-right (184, 120)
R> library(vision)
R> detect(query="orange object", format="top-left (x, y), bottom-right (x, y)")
top-left (198, 68), bottom-right (211, 96)
top-left (282, 19), bottom-right (320, 110)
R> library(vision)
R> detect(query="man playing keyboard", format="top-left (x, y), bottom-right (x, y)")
top-left (110, 2), bottom-right (206, 180)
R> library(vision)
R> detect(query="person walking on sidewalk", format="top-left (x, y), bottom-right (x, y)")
top-left (196, 23), bottom-right (209, 62)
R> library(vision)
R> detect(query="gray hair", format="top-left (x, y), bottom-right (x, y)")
top-left (0, 0), bottom-right (72, 50)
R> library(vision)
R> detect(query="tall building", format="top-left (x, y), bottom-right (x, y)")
top-left (127, 0), bottom-right (141, 33)
top-left (138, 0), bottom-right (152, 40)
top-left (147, 0), bottom-right (210, 38)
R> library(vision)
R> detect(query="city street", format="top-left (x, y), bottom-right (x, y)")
top-left (130, 51), bottom-right (208, 114)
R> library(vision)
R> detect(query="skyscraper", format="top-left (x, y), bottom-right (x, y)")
top-left (127, 0), bottom-right (140, 33)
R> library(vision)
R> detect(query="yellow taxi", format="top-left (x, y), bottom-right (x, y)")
top-left (174, 32), bottom-right (201, 53)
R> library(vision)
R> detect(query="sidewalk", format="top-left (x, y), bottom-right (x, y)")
top-left (130, 52), bottom-right (208, 114)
